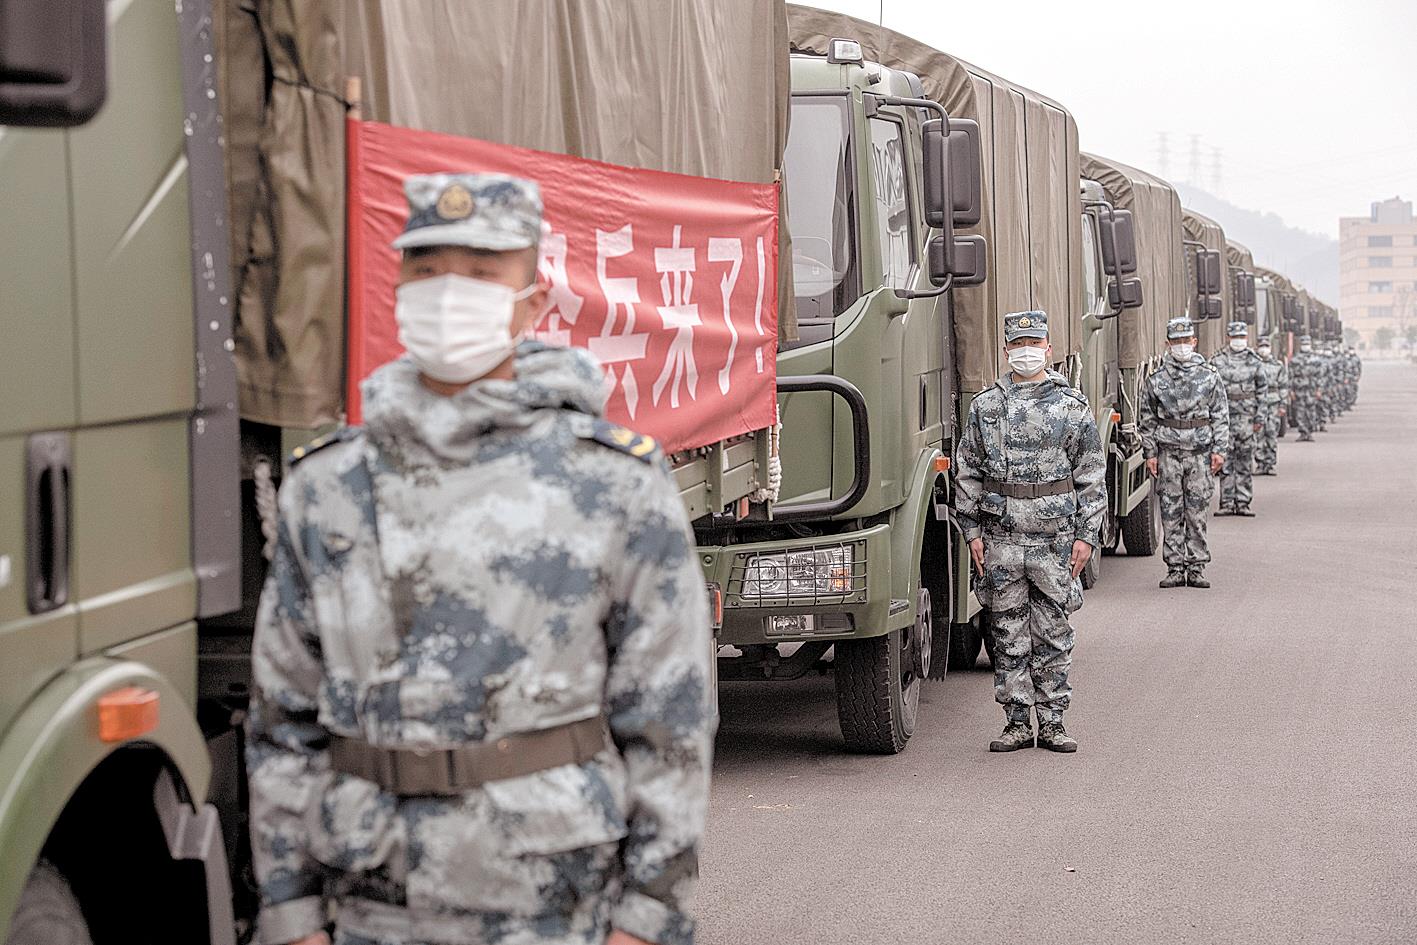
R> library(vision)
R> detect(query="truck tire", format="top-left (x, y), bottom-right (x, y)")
top-left (5, 861), bottom-right (93, 945)
top-left (1120, 483), bottom-right (1160, 556)
top-left (945, 614), bottom-right (983, 671)
top-left (834, 627), bottom-right (919, 754)
top-left (1081, 549), bottom-right (1101, 589)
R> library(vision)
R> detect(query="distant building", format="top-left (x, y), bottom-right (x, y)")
top-left (1340, 197), bottom-right (1417, 350)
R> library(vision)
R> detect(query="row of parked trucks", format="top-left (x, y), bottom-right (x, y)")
top-left (0, 1), bottom-right (1346, 940)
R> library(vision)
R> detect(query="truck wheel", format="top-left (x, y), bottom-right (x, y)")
top-left (1120, 483), bottom-right (1160, 556)
top-left (5, 861), bottom-right (93, 945)
top-left (1081, 549), bottom-right (1101, 589)
top-left (945, 613), bottom-right (983, 672)
top-left (834, 626), bottom-right (919, 754)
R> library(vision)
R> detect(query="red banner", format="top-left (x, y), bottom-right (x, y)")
top-left (346, 118), bottom-right (780, 453)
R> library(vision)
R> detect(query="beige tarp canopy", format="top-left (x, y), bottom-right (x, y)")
top-left (217, 0), bottom-right (793, 428)
top-left (787, 5), bottom-right (1084, 392)
top-left (1080, 154), bottom-right (1185, 370)
top-left (1181, 208), bottom-right (1231, 355)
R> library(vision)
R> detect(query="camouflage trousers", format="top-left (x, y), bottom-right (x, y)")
top-left (1255, 408), bottom-right (1281, 472)
top-left (978, 533), bottom-right (1080, 724)
top-left (1158, 447), bottom-right (1214, 570)
top-left (1292, 395), bottom-right (1316, 436)
top-left (1220, 430), bottom-right (1256, 510)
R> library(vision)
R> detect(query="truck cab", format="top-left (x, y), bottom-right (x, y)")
top-left (695, 47), bottom-right (984, 754)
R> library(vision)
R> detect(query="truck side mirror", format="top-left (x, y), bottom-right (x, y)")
top-left (1199, 296), bottom-right (1223, 320)
top-left (947, 118), bottom-right (982, 226)
top-left (0, 0), bottom-right (107, 126)
top-left (1237, 272), bottom-right (1256, 310)
top-left (1101, 210), bottom-right (1139, 277)
top-left (1106, 278), bottom-right (1143, 312)
top-left (930, 234), bottom-right (987, 287)
top-left (1197, 251), bottom-right (1223, 297)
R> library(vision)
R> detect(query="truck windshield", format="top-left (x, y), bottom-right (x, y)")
top-left (784, 97), bottom-right (857, 320)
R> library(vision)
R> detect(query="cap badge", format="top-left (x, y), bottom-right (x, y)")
top-left (1018, 316), bottom-right (1032, 328)
top-left (435, 184), bottom-right (475, 221)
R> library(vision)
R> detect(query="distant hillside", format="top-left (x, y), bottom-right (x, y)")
top-left (1175, 183), bottom-right (1338, 305)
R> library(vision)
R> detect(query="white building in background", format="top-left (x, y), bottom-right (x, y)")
top-left (1340, 197), bottom-right (1417, 350)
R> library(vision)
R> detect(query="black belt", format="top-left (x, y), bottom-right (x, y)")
top-left (982, 478), bottom-right (1073, 499)
top-left (329, 715), bottom-right (610, 796)
top-left (1228, 391), bottom-right (1256, 400)
top-left (1160, 417), bottom-right (1210, 430)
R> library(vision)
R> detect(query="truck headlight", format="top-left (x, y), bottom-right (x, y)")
top-left (741, 545), bottom-right (855, 600)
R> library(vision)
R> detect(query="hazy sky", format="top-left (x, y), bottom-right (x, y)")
top-left (799, 0), bottom-right (1417, 237)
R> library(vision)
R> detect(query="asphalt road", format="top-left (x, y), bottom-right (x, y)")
top-left (699, 361), bottom-right (1417, 945)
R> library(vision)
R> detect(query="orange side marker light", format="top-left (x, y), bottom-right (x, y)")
top-left (1111, 411), bottom-right (1122, 424)
top-left (98, 687), bottom-right (160, 742)
top-left (933, 456), bottom-right (951, 472)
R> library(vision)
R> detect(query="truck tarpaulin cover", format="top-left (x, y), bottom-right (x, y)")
top-left (787, 5), bottom-right (1084, 393)
top-left (1081, 153), bottom-right (1186, 370)
top-left (346, 118), bottom-right (780, 453)
top-left (216, 0), bottom-right (792, 429)
top-left (1181, 208), bottom-right (1232, 355)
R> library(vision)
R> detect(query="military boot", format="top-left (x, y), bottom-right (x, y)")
top-left (1159, 570), bottom-right (1187, 588)
top-left (1214, 505), bottom-right (1234, 517)
top-left (1234, 506), bottom-right (1256, 518)
top-left (988, 720), bottom-right (1034, 752)
top-left (1186, 568), bottom-right (1211, 588)
top-left (1298, 433), bottom-right (1314, 442)
top-left (1036, 719), bottom-right (1077, 753)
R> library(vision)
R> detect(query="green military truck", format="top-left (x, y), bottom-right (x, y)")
top-left (0, 0), bottom-right (798, 940)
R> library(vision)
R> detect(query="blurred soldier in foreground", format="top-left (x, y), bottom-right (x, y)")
top-left (1254, 338), bottom-right (1288, 476)
top-left (1289, 335), bottom-right (1320, 442)
top-left (246, 173), bottom-right (715, 945)
top-left (956, 311), bottom-right (1106, 754)
top-left (1139, 319), bottom-right (1230, 589)
top-left (1209, 322), bottom-right (1268, 516)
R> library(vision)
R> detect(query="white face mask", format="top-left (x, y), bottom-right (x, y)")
top-left (1257, 347), bottom-right (1272, 358)
top-left (1170, 343), bottom-right (1195, 360)
top-left (395, 273), bottom-right (534, 384)
top-left (1300, 344), bottom-right (1313, 353)
top-left (1229, 338), bottom-right (1248, 352)
top-left (1007, 345), bottom-right (1048, 377)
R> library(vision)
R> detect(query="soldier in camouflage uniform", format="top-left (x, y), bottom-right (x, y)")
top-left (956, 311), bottom-right (1107, 754)
top-left (246, 173), bottom-right (714, 945)
top-left (1138, 318), bottom-right (1230, 589)
top-left (1209, 322), bottom-right (1268, 516)
top-left (1289, 335), bottom-right (1320, 442)
top-left (1315, 343), bottom-right (1335, 430)
top-left (1254, 338), bottom-right (1288, 476)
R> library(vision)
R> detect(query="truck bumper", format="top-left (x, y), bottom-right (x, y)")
top-left (696, 523), bottom-right (901, 646)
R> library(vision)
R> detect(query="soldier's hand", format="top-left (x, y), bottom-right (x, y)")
top-left (1210, 453), bottom-right (1225, 475)
top-left (969, 538), bottom-right (985, 576)
top-left (1069, 540), bottom-right (1093, 579)
top-left (1254, 422), bottom-right (1263, 433)
top-left (1146, 456), bottom-right (1158, 478)
top-left (608, 932), bottom-right (656, 945)
top-left (284, 934), bottom-right (330, 945)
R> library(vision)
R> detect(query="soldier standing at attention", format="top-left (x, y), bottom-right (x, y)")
top-left (1209, 322), bottom-right (1268, 517)
top-left (246, 173), bottom-right (715, 945)
top-left (1254, 338), bottom-right (1288, 476)
top-left (955, 311), bottom-right (1106, 754)
top-left (1139, 318), bottom-right (1230, 589)
top-left (1289, 335), bottom-right (1319, 442)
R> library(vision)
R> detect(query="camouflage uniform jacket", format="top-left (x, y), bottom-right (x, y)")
top-left (246, 345), bottom-right (714, 945)
top-left (955, 370), bottom-right (1107, 548)
top-left (1288, 351), bottom-right (1320, 394)
top-left (1137, 353), bottom-right (1232, 458)
top-left (1259, 356), bottom-right (1289, 407)
top-left (1208, 347), bottom-right (1269, 433)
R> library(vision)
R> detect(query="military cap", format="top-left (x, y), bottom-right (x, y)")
top-left (1298, 335), bottom-right (1312, 344)
top-left (1166, 317), bottom-right (1197, 340)
top-left (1226, 321), bottom-right (1249, 337)
top-left (392, 172), bottom-right (543, 252)
top-left (1003, 310), bottom-right (1048, 342)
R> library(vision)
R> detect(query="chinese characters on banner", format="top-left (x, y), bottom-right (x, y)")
top-left (346, 118), bottom-right (780, 453)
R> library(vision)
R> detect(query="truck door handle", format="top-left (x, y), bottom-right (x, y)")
top-left (25, 432), bottom-right (72, 614)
